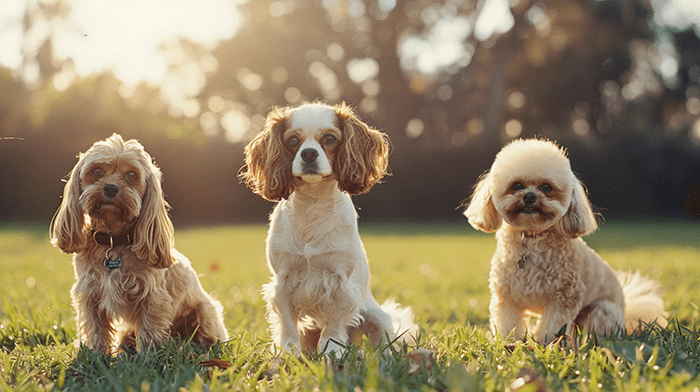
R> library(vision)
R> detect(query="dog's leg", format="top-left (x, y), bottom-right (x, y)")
top-left (349, 299), bottom-right (395, 346)
top-left (190, 299), bottom-right (228, 347)
top-left (267, 280), bottom-right (302, 354)
top-left (534, 303), bottom-right (580, 344)
top-left (318, 321), bottom-right (350, 355)
top-left (72, 282), bottom-right (114, 351)
top-left (489, 294), bottom-right (526, 340)
top-left (574, 300), bottom-right (625, 338)
top-left (79, 307), bottom-right (114, 351)
top-left (131, 288), bottom-right (175, 350)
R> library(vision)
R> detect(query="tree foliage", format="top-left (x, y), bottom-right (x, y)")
top-left (1, 0), bottom-right (699, 223)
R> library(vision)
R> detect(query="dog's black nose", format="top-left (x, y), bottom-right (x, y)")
top-left (103, 184), bottom-right (119, 198)
top-left (522, 192), bottom-right (537, 204)
top-left (301, 148), bottom-right (318, 163)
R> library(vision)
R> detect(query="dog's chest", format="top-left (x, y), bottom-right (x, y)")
top-left (497, 244), bottom-right (580, 311)
top-left (80, 252), bottom-right (154, 312)
top-left (269, 197), bottom-right (358, 258)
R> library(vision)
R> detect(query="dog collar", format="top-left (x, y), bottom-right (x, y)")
top-left (92, 230), bottom-right (134, 248)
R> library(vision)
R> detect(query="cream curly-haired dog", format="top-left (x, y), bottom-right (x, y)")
top-left (50, 134), bottom-right (228, 352)
top-left (465, 138), bottom-right (667, 344)
top-left (240, 102), bottom-right (417, 355)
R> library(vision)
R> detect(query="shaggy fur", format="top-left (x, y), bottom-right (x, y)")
top-left (50, 134), bottom-right (228, 352)
top-left (240, 102), bottom-right (417, 355)
top-left (465, 138), bottom-right (667, 344)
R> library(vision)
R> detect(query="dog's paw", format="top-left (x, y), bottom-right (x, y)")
top-left (276, 339), bottom-right (303, 357)
top-left (320, 338), bottom-right (347, 357)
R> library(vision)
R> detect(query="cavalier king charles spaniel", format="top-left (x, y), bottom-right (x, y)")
top-left (465, 138), bottom-right (667, 344)
top-left (240, 102), bottom-right (417, 355)
top-left (50, 134), bottom-right (228, 352)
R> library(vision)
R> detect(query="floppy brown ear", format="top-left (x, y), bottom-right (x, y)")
top-left (464, 171), bottom-right (502, 233)
top-left (131, 160), bottom-right (175, 269)
top-left (560, 180), bottom-right (598, 237)
top-left (239, 107), bottom-right (295, 201)
top-left (333, 103), bottom-right (389, 195)
top-left (50, 156), bottom-right (87, 253)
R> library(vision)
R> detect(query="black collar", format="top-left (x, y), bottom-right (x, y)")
top-left (92, 230), bottom-right (134, 247)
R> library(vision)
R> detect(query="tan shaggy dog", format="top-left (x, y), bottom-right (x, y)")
top-left (464, 138), bottom-right (667, 344)
top-left (50, 134), bottom-right (228, 352)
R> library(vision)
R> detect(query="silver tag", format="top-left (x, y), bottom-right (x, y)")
top-left (104, 248), bottom-right (122, 270)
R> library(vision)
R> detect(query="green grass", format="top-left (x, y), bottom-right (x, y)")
top-left (1, 220), bottom-right (700, 391)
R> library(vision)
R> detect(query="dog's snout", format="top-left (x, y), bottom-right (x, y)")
top-left (522, 192), bottom-right (537, 204)
top-left (301, 148), bottom-right (318, 163)
top-left (103, 184), bottom-right (119, 198)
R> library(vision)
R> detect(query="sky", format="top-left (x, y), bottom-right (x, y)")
top-left (0, 0), bottom-right (698, 88)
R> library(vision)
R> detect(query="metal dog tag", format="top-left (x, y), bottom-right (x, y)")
top-left (517, 256), bottom-right (527, 269)
top-left (104, 248), bottom-right (122, 270)
top-left (517, 241), bottom-right (529, 269)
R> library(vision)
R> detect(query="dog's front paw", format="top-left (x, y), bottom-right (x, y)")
top-left (135, 329), bottom-right (168, 351)
top-left (277, 338), bottom-right (303, 356)
top-left (319, 337), bottom-right (346, 357)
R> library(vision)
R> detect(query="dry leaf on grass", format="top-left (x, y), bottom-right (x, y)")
top-left (200, 359), bottom-right (231, 370)
top-left (509, 367), bottom-right (546, 392)
top-left (405, 348), bottom-right (435, 375)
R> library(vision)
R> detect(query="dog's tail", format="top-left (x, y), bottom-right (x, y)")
top-left (617, 270), bottom-right (668, 333)
top-left (381, 299), bottom-right (420, 345)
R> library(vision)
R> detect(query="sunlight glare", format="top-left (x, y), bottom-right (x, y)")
top-left (474, 0), bottom-right (515, 41)
top-left (504, 119), bottom-right (522, 138)
top-left (474, 0), bottom-right (514, 41)
top-left (8, 0), bottom-right (242, 86)
top-left (399, 16), bottom-right (471, 74)
top-left (221, 109), bottom-right (250, 143)
top-left (347, 58), bottom-right (379, 84)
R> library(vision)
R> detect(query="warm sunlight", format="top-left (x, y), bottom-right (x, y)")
top-left (0, 0), bottom-right (242, 85)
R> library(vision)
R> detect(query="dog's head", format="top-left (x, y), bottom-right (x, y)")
top-left (50, 134), bottom-right (174, 268)
top-left (240, 102), bottom-right (389, 201)
top-left (465, 139), bottom-right (597, 237)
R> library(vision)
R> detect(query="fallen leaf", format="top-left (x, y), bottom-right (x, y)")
top-left (406, 348), bottom-right (435, 375)
top-left (200, 359), bottom-right (231, 369)
top-left (510, 367), bottom-right (546, 392)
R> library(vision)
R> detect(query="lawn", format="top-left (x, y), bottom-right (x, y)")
top-left (1, 220), bottom-right (699, 391)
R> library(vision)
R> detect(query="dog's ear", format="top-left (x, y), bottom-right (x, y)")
top-left (333, 102), bottom-right (389, 195)
top-left (239, 107), bottom-right (295, 201)
top-left (132, 159), bottom-right (175, 269)
top-left (464, 171), bottom-right (502, 232)
top-left (561, 179), bottom-right (598, 237)
top-left (50, 156), bottom-right (87, 253)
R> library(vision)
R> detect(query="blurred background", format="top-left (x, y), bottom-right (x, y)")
top-left (0, 0), bottom-right (699, 226)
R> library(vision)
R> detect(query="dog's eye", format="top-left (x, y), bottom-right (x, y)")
top-left (125, 172), bottom-right (138, 184)
top-left (92, 168), bottom-right (105, 178)
top-left (540, 184), bottom-right (552, 193)
top-left (511, 182), bottom-right (524, 191)
top-left (321, 134), bottom-right (337, 146)
top-left (286, 136), bottom-right (300, 148)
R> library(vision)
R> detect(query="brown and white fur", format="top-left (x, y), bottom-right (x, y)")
top-left (240, 102), bottom-right (417, 355)
top-left (464, 138), bottom-right (667, 344)
top-left (50, 134), bottom-right (228, 352)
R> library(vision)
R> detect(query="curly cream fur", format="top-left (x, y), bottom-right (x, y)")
top-left (242, 102), bottom-right (416, 355)
top-left (466, 138), bottom-right (667, 344)
top-left (50, 134), bottom-right (228, 351)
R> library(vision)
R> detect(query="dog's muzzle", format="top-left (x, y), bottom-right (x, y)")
top-left (522, 192), bottom-right (537, 205)
top-left (300, 148), bottom-right (319, 173)
top-left (103, 184), bottom-right (119, 198)
top-left (301, 148), bottom-right (318, 163)
top-left (521, 192), bottom-right (538, 214)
